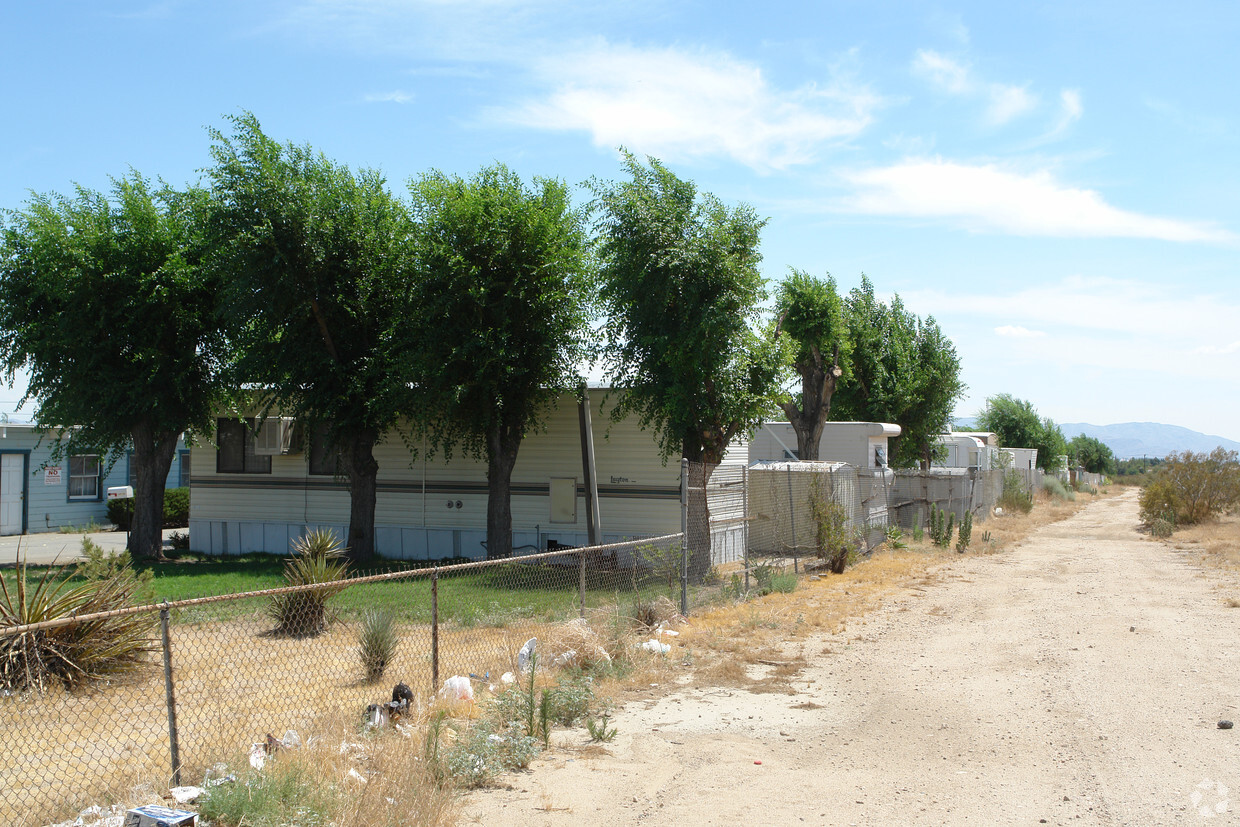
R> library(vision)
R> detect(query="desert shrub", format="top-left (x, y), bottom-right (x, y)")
top-left (809, 475), bottom-right (852, 573)
top-left (885, 525), bottom-right (907, 549)
top-left (106, 486), bottom-right (190, 530)
top-left (267, 529), bottom-right (350, 636)
top-left (1149, 517), bottom-right (1175, 539)
top-left (1, 540), bottom-right (157, 692)
top-left (1041, 476), bottom-right (1075, 502)
top-left (929, 504), bottom-right (955, 548)
top-left (635, 541), bottom-right (682, 597)
top-left (1138, 448), bottom-right (1240, 527)
top-left (442, 720), bottom-right (541, 787)
top-left (358, 607), bottom-right (398, 681)
top-left (955, 511), bottom-right (973, 552)
top-left (998, 470), bottom-right (1034, 514)
top-left (198, 760), bottom-right (336, 826)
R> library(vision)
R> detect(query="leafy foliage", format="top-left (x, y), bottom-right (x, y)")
top-left (590, 152), bottom-right (780, 466)
top-left (998, 470), bottom-right (1034, 514)
top-left (773, 270), bottom-right (850, 459)
top-left (808, 474), bottom-right (852, 573)
top-left (955, 511), bottom-right (973, 552)
top-left (1068, 433), bottom-right (1117, 475)
top-left (267, 529), bottom-right (350, 636)
top-left (0, 174), bottom-right (224, 559)
top-left (407, 163), bottom-right (592, 558)
top-left (207, 113), bottom-right (416, 561)
top-left (975, 394), bottom-right (1067, 472)
top-left (0, 540), bottom-right (157, 692)
top-left (1138, 448), bottom-right (1240, 527)
top-left (107, 487), bottom-right (190, 530)
top-left (831, 276), bottom-right (965, 468)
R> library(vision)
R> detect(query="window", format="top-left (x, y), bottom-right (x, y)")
top-left (308, 422), bottom-right (344, 476)
top-left (216, 418), bottom-right (272, 474)
top-left (69, 455), bottom-right (100, 500)
top-left (178, 450), bottom-right (191, 487)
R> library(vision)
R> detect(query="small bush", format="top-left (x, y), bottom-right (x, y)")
top-left (998, 471), bottom-right (1034, 514)
top-left (106, 487), bottom-right (190, 531)
top-left (358, 608), bottom-right (398, 681)
top-left (442, 720), bottom-right (541, 787)
top-left (1149, 517), bottom-right (1175, 539)
top-left (1139, 448), bottom-right (1240, 526)
top-left (198, 761), bottom-right (336, 826)
top-left (1042, 476), bottom-right (1075, 502)
top-left (955, 511), bottom-right (973, 552)
top-left (0, 540), bottom-right (157, 692)
top-left (168, 530), bottom-right (190, 550)
top-left (267, 529), bottom-right (350, 636)
top-left (885, 525), bottom-right (907, 549)
top-left (586, 714), bottom-right (618, 742)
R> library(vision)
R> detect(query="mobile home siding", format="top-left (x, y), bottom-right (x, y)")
top-left (189, 392), bottom-right (732, 559)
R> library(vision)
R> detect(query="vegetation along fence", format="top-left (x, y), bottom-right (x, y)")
top-left (2, 456), bottom-right (1023, 824)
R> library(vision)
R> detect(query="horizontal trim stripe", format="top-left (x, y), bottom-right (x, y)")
top-left (192, 476), bottom-right (680, 500)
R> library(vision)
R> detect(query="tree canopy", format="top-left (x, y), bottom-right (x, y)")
top-left (974, 393), bottom-right (1067, 472)
top-left (830, 276), bottom-right (964, 468)
top-left (0, 173), bottom-right (224, 558)
top-left (1068, 433), bottom-right (1117, 475)
top-left (773, 270), bottom-right (850, 460)
top-left (408, 163), bottom-right (592, 559)
top-left (206, 113), bottom-right (417, 560)
top-left (590, 151), bottom-right (781, 467)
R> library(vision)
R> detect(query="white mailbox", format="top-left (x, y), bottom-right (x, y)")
top-left (107, 486), bottom-right (134, 500)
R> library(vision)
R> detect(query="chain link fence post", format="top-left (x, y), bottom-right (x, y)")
top-left (159, 601), bottom-right (182, 788)
top-left (680, 457), bottom-right (689, 617)
top-left (578, 549), bottom-right (587, 618)
top-left (430, 569), bottom-right (440, 695)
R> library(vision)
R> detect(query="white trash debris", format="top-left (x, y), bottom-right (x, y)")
top-left (347, 768), bottom-right (368, 784)
top-left (660, 629), bottom-right (680, 637)
top-left (249, 742), bottom-right (268, 770)
top-left (281, 729), bottom-right (301, 749)
top-left (441, 675), bottom-right (475, 701)
top-left (518, 637), bottom-right (538, 673)
top-left (169, 786), bottom-right (204, 805)
top-left (501, 672), bottom-right (516, 685)
top-left (553, 649), bottom-right (578, 666)
top-left (641, 639), bottom-right (671, 655)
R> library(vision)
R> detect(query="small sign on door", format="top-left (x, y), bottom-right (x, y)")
top-left (44, 467), bottom-right (62, 486)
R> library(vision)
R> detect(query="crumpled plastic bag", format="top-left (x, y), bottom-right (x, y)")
top-left (441, 675), bottom-right (474, 701)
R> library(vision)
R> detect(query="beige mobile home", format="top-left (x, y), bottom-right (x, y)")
top-left (749, 421), bottom-right (901, 468)
top-left (188, 390), bottom-right (747, 560)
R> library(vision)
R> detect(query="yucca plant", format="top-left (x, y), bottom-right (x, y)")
top-left (357, 607), bottom-right (398, 681)
top-left (1, 544), bottom-right (158, 692)
top-left (267, 529), bottom-right (350, 636)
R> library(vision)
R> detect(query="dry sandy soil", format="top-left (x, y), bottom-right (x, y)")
top-left (462, 489), bottom-right (1240, 825)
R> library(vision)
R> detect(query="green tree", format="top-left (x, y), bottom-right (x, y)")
top-left (831, 276), bottom-right (964, 468)
top-left (1068, 434), bottom-right (1116, 475)
top-left (773, 270), bottom-right (850, 460)
top-left (0, 174), bottom-right (224, 560)
top-left (1138, 447), bottom-right (1240, 526)
top-left (590, 152), bottom-right (780, 577)
top-left (974, 394), bottom-right (1066, 472)
top-left (408, 164), bottom-right (592, 560)
top-left (207, 114), bottom-right (416, 561)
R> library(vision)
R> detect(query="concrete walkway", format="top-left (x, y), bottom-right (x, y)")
top-left (0, 528), bottom-right (182, 566)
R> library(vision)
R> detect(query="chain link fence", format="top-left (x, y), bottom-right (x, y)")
top-left (3, 456), bottom-right (1031, 824)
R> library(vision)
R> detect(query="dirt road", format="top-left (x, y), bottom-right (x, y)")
top-left (463, 489), bottom-right (1240, 825)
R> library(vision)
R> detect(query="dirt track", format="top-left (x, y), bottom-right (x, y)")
top-left (463, 489), bottom-right (1240, 825)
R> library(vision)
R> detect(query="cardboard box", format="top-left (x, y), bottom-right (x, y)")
top-left (124, 805), bottom-right (196, 827)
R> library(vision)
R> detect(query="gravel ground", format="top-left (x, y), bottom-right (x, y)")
top-left (463, 489), bottom-right (1240, 825)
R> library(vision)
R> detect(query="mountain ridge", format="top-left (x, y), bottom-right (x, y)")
top-left (952, 417), bottom-right (1240, 459)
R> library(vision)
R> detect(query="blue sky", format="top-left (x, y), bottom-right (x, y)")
top-left (2, 1), bottom-right (1238, 441)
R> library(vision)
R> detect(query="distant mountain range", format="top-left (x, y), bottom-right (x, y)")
top-left (953, 417), bottom-right (1240, 459)
top-left (1057, 423), bottom-right (1240, 460)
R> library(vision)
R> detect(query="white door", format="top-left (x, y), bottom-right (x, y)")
top-left (0, 454), bottom-right (22, 535)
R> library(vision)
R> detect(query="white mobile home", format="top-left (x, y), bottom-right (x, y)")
top-left (0, 423), bottom-right (189, 535)
top-left (188, 390), bottom-right (747, 560)
top-left (749, 421), bottom-right (901, 468)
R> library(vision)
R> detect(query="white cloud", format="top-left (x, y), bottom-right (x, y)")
top-left (985, 84), bottom-right (1037, 125)
top-left (912, 49), bottom-right (970, 94)
top-left (995, 325), bottom-right (1045, 338)
top-left (912, 49), bottom-right (1038, 126)
top-left (1194, 341), bottom-right (1240, 355)
top-left (497, 43), bottom-right (880, 170)
top-left (841, 158), bottom-right (1235, 242)
top-left (363, 90), bottom-right (413, 103)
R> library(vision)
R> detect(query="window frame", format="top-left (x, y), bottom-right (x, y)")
top-left (216, 418), bottom-right (272, 474)
top-left (67, 454), bottom-right (102, 501)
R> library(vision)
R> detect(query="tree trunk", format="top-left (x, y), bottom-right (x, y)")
top-left (127, 423), bottom-right (179, 561)
top-left (485, 419), bottom-right (522, 560)
top-left (782, 344), bottom-right (841, 462)
top-left (344, 427), bottom-right (379, 563)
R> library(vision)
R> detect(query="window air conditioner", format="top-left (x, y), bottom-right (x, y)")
top-left (254, 418), bottom-right (303, 455)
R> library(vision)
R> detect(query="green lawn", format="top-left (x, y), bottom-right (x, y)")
top-left (2, 552), bottom-right (680, 627)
